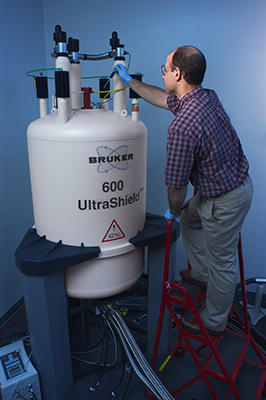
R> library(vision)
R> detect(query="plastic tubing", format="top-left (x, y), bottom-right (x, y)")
top-left (92, 87), bottom-right (128, 94)
top-left (106, 307), bottom-right (175, 400)
top-left (26, 70), bottom-right (110, 81)
top-left (115, 325), bottom-right (164, 400)
top-left (114, 309), bottom-right (175, 400)
top-left (109, 312), bottom-right (173, 400)
top-left (106, 313), bottom-right (165, 400)
top-left (96, 87), bottom-right (128, 107)
top-left (82, 75), bottom-right (109, 80)
top-left (26, 68), bottom-right (58, 79)
top-left (110, 309), bottom-right (174, 400)
top-left (79, 53), bottom-right (111, 61)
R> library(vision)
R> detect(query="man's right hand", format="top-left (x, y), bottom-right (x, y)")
top-left (113, 64), bottom-right (132, 85)
top-left (164, 208), bottom-right (181, 221)
top-left (113, 65), bottom-right (169, 110)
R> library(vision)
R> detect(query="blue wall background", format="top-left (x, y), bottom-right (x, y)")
top-left (1, 0), bottom-right (266, 315)
top-left (0, 1), bottom-right (46, 316)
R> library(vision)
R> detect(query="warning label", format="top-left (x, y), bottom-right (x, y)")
top-left (102, 219), bottom-right (126, 242)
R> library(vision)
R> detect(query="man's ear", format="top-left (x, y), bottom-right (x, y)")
top-left (176, 67), bottom-right (182, 82)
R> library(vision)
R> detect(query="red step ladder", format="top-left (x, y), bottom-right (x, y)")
top-left (149, 218), bottom-right (266, 399)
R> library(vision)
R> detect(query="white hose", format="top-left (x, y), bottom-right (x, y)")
top-left (105, 306), bottom-right (175, 400)
top-left (110, 309), bottom-right (173, 400)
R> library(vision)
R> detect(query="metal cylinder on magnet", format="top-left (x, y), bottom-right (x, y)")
top-left (113, 59), bottom-right (127, 113)
top-left (131, 98), bottom-right (140, 122)
top-left (130, 74), bottom-right (142, 122)
top-left (35, 76), bottom-right (48, 118)
top-left (55, 70), bottom-right (70, 124)
top-left (68, 37), bottom-right (82, 110)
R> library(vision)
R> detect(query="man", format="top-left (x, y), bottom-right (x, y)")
top-left (114, 46), bottom-right (253, 335)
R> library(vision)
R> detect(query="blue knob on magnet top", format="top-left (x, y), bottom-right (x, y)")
top-left (113, 64), bottom-right (132, 85)
top-left (164, 208), bottom-right (181, 221)
top-left (109, 69), bottom-right (117, 79)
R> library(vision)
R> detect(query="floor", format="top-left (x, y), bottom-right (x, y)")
top-left (0, 275), bottom-right (265, 400)
top-left (70, 337), bottom-right (265, 400)
top-left (67, 276), bottom-right (266, 400)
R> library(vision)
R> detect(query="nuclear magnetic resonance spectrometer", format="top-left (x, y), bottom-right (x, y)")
top-left (26, 25), bottom-right (147, 299)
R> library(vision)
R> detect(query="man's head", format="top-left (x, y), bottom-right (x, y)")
top-left (172, 46), bottom-right (206, 85)
top-left (163, 46), bottom-right (206, 96)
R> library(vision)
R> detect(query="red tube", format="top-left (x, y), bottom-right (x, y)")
top-left (82, 87), bottom-right (93, 109)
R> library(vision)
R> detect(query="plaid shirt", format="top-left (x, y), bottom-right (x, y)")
top-left (165, 87), bottom-right (249, 197)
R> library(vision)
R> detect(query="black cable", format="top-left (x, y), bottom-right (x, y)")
top-left (0, 297), bottom-right (24, 328)
top-left (30, 392), bottom-right (38, 400)
top-left (228, 319), bottom-right (266, 354)
top-left (84, 51), bottom-right (110, 57)
top-left (232, 285), bottom-right (266, 350)
top-left (72, 309), bottom-right (126, 383)
top-left (119, 364), bottom-right (133, 400)
top-left (88, 315), bottom-right (109, 399)
top-left (71, 316), bottom-right (105, 354)
top-left (236, 278), bottom-right (256, 289)
top-left (94, 95), bottom-right (114, 109)
top-left (0, 303), bottom-right (25, 333)
top-left (80, 53), bottom-right (112, 61)
top-left (83, 310), bottom-right (134, 399)
top-left (227, 313), bottom-right (266, 353)
top-left (15, 391), bottom-right (28, 400)
top-left (250, 325), bottom-right (266, 352)
top-left (87, 316), bottom-right (105, 398)
top-left (101, 317), bottom-right (110, 368)
top-left (0, 330), bottom-right (29, 347)
top-left (234, 290), bottom-right (266, 309)
top-left (107, 344), bottom-right (126, 399)
top-left (105, 316), bottom-right (132, 400)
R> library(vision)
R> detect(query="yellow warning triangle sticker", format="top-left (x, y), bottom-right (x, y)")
top-left (102, 219), bottom-right (126, 242)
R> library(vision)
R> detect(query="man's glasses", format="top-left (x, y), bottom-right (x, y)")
top-left (161, 64), bottom-right (181, 76)
top-left (161, 65), bottom-right (167, 76)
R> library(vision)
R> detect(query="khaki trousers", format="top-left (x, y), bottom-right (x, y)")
top-left (179, 176), bottom-right (253, 331)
